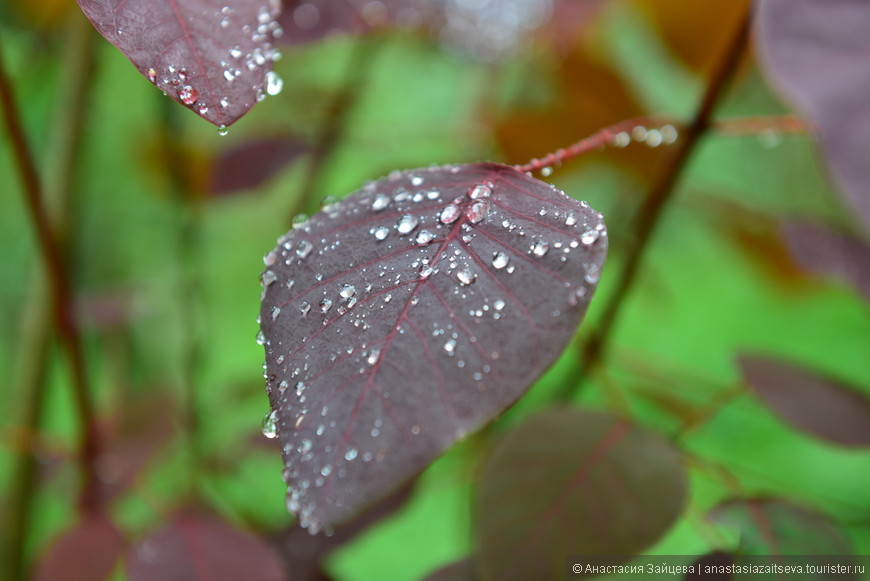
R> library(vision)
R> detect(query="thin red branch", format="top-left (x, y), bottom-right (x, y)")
top-left (557, 6), bottom-right (754, 400)
top-left (0, 30), bottom-right (100, 512)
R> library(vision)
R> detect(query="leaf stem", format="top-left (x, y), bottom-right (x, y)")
top-left (0, 22), bottom-right (101, 513)
top-left (287, 34), bottom-right (383, 222)
top-left (514, 115), bottom-right (677, 174)
top-left (558, 6), bottom-right (753, 400)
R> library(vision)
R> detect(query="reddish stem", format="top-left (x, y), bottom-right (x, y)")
top-left (0, 30), bottom-right (100, 512)
top-left (515, 115), bottom-right (677, 174)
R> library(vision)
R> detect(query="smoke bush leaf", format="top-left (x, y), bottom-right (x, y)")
top-left (474, 408), bottom-right (687, 581)
top-left (77, 0), bottom-right (283, 127)
top-left (258, 162), bottom-right (608, 533)
top-left (756, 0), bottom-right (870, 230)
top-left (738, 354), bottom-right (870, 447)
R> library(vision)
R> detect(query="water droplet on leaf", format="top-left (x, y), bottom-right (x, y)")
top-left (262, 410), bottom-right (278, 438)
top-left (396, 214), bottom-right (419, 234)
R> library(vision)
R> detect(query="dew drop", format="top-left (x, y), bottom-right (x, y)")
top-left (261, 270), bottom-right (277, 287)
top-left (270, 306), bottom-right (281, 321)
top-left (411, 175), bottom-right (424, 186)
top-left (296, 240), bottom-right (313, 259)
top-left (396, 214), bottom-right (419, 234)
top-left (416, 230), bottom-right (435, 244)
top-left (147, 68), bottom-right (157, 83)
top-left (492, 251), bottom-right (509, 269)
top-left (345, 447), bottom-right (358, 461)
top-left (419, 265), bottom-right (435, 279)
top-left (340, 284), bottom-right (356, 299)
top-left (320, 298), bottom-right (333, 313)
top-left (565, 213), bottom-right (577, 226)
top-left (367, 348), bottom-right (381, 365)
top-left (584, 264), bottom-right (600, 284)
top-left (439, 205), bottom-right (461, 224)
top-left (469, 184), bottom-right (491, 199)
top-left (321, 465), bottom-right (332, 477)
top-left (444, 339), bottom-right (456, 355)
top-left (261, 410), bottom-right (278, 438)
top-left (178, 85), bottom-right (198, 105)
top-left (255, 330), bottom-right (265, 345)
top-left (372, 193), bottom-right (390, 211)
top-left (265, 71), bottom-right (284, 95)
top-left (530, 239), bottom-right (550, 257)
top-left (217, 124), bottom-right (228, 136)
top-left (457, 269), bottom-right (476, 285)
top-left (292, 213), bottom-right (309, 228)
top-left (299, 301), bottom-right (311, 315)
top-left (373, 226), bottom-right (390, 240)
top-left (493, 299), bottom-right (505, 311)
top-left (465, 200), bottom-right (490, 224)
top-left (581, 228), bottom-right (600, 245)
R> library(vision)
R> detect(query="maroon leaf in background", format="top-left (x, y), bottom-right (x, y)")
top-left (209, 136), bottom-right (308, 195)
top-left (708, 498), bottom-right (852, 554)
top-left (32, 515), bottom-right (126, 581)
top-left (473, 409), bottom-right (687, 581)
top-left (278, 0), bottom-right (363, 45)
top-left (259, 162), bottom-right (607, 533)
top-left (756, 0), bottom-right (870, 230)
top-left (126, 512), bottom-right (286, 581)
top-left (420, 557), bottom-right (478, 581)
top-left (738, 354), bottom-right (870, 447)
top-left (781, 220), bottom-right (870, 302)
top-left (77, 0), bottom-right (283, 127)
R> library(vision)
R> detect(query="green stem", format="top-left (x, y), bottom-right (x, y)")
top-left (557, 6), bottom-right (753, 400)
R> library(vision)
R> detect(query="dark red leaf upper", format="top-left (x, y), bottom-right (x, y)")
top-left (77, 0), bottom-right (283, 127)
top-left (32, 516), bottom-right (126, 581)
top-left (756, 0), bottom-right (870, 230)
top-left (258, 162), bottom-right (608, 533)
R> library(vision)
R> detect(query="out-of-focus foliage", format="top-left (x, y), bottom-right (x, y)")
top-left (1, 0), bottom-right (869, 580)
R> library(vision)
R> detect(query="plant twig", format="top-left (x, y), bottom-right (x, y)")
top-left (287, 34), bottom-right (383, 222)
top-left (515, 115), bottom-right (677, 174)
top-left (0, 22), bottom-right (101, 514)
top-left (557, 7), bottom-right (753, 400)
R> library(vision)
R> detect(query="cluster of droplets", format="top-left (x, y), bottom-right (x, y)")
top-left (610, 124), bottom-right (679, 148)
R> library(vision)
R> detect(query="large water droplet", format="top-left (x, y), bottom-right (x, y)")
top-left (296, 239), bottom-right (313, 259)
top-left (469, 184), bottom-right (492, 199)
top-left (265, 71), bottom-right (284, 95)
top-left (439, 205), bottom-right (461, 224)
top-left (492, 251), bottom-right (509, 269)
top-left (261, 270), bottom-right (277, 287)
top-left (262, 410), bottom-right (278, 438)
top-left (416, 230), bottom-right (435, 244)
top-left (411, 175), bottom-right (424, 186)
top-left (340, 284), bottom-right (356, 298)
top-left (530, 239), bottom-right (550, 257)
top-left (457, 269), bottom-right (476, 285)
top-left (178, 85), bottom-right (198, 105)
top-left (367, 348), bottom-right (381, 365)
top-left (580, 228), bottom-right (600, 245)
top-left (396, 214), bottom-right (419, 234)
top-left (372, 193), bottom-right (390, 211)
top-left (465, 200), bottom-right (490, 224)
top-left (373, 226), bottom-right (390, 240)
top-left (320, 298), bottom-right (333, 313)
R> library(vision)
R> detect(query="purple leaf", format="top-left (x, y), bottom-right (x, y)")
top-left (209, 136), bottom-right (308, 195)
top-left (259, 162), bottom-right (607, 533)
top-left (756, 0), bottom-right (870, 230)
top-left (126, 512), bottom-right (286, 581)
top-left (738, 354), bottom-right (870, 447)
top-left (473, 409), bottom-right (687, 581)
top-left (77, 0), bottom-right (283, 127)
top-left (709, 498), bottom-right (852, 554)
top-left (32, 515), bottom-right (126, 581)
top-left (278, 0), bottom-right (363, 45)
top-left (781, 220), bottom-right (870, 302)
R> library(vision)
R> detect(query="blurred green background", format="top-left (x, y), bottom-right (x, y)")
top-left (1, 0), bottom-right (869, 579)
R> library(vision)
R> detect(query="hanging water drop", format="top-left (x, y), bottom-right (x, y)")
top-left (217, 125), bottom-right (228, 136)
top-left (265, 71), bottom-right (284, 95)
top-left (262, 410), bottom-right (278, 438)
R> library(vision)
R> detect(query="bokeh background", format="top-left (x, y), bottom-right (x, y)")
top-left (1, 0), bottom-right (869, 579)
